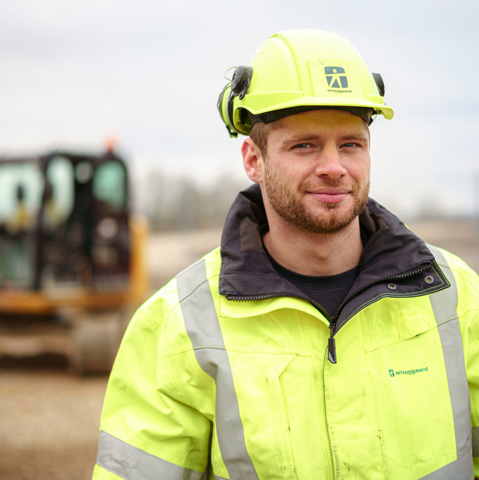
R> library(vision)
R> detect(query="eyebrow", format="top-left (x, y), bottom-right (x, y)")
top-left (281, 134), bottom-right (320, 146)
top-left (340, 134), bottom-right (369, 143)
top-left (281, 132), bottom-right (369, 146)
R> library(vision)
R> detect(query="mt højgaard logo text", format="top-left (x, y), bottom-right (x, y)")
top-left (389, 367), bottom-right (429, 378)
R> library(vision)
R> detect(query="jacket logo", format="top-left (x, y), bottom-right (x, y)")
top-left (325, 67), bottom-right (348, 88)
top-left (389, 367), bottom-right (429, 377)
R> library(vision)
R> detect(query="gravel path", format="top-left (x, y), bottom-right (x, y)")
top-left (0, 368), bottom-right (107, 480)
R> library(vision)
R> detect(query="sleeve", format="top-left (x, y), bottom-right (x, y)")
top-left (442, 250), bottom-right (479, 478)
top-left (452, 263), bottom-right (479, 479)
top-left (465, 311), bottom-right (479, 479)
top-left (92, 307), bottom-right (212, 480)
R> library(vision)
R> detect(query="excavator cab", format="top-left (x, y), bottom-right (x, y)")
top-left (0, 150), bottom-right (148, 373)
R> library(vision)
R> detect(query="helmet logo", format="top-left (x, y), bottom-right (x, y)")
top-left (325, 67), bottom-right (348, 89)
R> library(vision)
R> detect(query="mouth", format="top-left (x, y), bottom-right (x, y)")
top-left (306, 188), bottom-right (350, 204)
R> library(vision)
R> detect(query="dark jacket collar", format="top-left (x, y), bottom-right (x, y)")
top-left (219, 184), bottom-right (448, 323)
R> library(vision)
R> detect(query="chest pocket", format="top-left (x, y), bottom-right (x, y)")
top-left (360, 302), bottom-right (436, 353)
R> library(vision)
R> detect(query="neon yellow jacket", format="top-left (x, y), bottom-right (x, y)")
top-left (93, 186), bottom-right (479, 480)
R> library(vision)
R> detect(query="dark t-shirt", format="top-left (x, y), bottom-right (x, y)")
top-left (265, 249), bottom-right (359, 319)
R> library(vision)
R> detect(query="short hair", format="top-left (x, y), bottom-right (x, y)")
top-left (248, 120), bottom-right (283, 158)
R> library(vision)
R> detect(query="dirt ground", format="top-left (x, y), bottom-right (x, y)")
top-left (1, 220), bottom-right (478, 480)
top-left (0, 366), bottom-right (106, 480)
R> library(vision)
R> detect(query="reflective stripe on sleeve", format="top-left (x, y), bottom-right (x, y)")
top-left (473, 426), bottom-right (479, 457)
top-left (419, 245), bottom-right (473, 479)
top-left (419, 451), bottom-right (473, 480)
top-left (177, 259), bottom-right (259, 480)
top-left (96, 430), bottom-right (207, 480)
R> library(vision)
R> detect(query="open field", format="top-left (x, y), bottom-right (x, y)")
top-left (1, 219), bottom-right (478, 479)
top-left (0, 369), bottom-right (105, 480)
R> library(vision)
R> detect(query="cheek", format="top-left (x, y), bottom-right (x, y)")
top-left (280, 158), bottom-right (315, 179)
top-left (348, 157), bottom-right (370, 180)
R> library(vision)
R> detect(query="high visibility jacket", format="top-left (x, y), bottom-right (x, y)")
top-left (94, 185), bottom-right (479, 480)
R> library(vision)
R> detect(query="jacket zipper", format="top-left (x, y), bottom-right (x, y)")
top-left (326, 264), bottom-right (430, 363)
top-left (227, 264), bottom-right (431, 364)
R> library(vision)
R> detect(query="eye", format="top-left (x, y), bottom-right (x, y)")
top-left (293, 143), bottom-right (313, 150)
top-left (342, 142), bottom-right (359, 148)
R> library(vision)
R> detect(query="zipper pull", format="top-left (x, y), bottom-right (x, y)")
top-left (328, 323), bottom-right (337, 364)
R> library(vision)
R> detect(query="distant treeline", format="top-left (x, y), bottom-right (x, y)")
top-left (136, 170), bottom-right (251, 232)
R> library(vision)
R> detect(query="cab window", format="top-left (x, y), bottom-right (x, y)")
top-left (92, 161), bottom-right (127, 210)
top-left (45, 156), bottom-right (75, 226)
top-left (0, 162), bottom-right (43, 228)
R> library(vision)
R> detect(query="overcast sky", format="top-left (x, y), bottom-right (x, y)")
top-left (0, 0), bottom-right (478, 219)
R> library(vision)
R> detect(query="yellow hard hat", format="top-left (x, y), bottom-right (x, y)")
top-left (217, 29), bottom-right (394, 137)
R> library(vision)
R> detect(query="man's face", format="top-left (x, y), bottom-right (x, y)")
top-left (259, 109), bottom-right (371, 234)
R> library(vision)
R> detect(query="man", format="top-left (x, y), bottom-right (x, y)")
top-left (93, 30), bottom-right (479, 479)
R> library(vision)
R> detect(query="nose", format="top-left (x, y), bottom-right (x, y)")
top-left (314, 146), bottom-right (347, 180)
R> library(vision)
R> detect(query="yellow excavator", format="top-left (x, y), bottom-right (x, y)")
top-left (0, 147), bottom-right (149, 374)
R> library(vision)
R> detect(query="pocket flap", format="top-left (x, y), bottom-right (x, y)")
top-left (361, 308), bottom-right (435, 353)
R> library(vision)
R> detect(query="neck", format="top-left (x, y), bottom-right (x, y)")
top-left (263, 217), bottom-right (363, 277)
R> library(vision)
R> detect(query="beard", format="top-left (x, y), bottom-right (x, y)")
top-left (263, 162), bottom-right (370, 234)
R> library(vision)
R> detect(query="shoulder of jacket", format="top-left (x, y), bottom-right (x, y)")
top-left (139, 246), bottom-right (222, 320)
top-left (432, 245), bottom-right (479, 293)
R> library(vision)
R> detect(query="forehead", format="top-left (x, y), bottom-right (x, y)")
top-left (270, 109), bottom-right (369, 141)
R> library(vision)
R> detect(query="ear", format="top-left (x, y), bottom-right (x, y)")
top-left (242, 138), bottom-right (264, 183)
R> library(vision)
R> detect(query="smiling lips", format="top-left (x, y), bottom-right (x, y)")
top-left (307, 188), bottom-right (350, 204)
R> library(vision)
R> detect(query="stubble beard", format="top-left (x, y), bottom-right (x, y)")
top-left (263, 162), bottom-right (370, 235)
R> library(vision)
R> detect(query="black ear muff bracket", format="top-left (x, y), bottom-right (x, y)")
top-left (372, 73), bottom-right (385, 97)
top-left (231, 66), bottom-right (253, 100)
